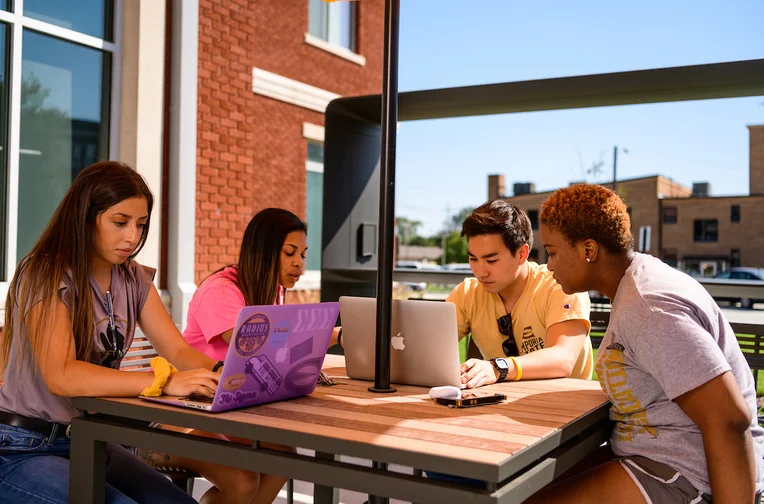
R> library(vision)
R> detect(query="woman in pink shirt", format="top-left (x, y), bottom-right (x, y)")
top-left (141, 208), bottom-right (340, 504)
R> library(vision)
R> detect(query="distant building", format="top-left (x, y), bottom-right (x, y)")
top-left (489, 125), bottom-right (764, 277)
top-left (397, 245), bottom-right (443, 264)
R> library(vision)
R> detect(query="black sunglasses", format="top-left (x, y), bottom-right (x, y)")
top-left (101, 291), bottom-right (125, 367)
top-left (497, 313), bottom-right (519, 357)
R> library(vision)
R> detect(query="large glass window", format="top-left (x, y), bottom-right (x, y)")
top-left (663, 206), bottom-right (678, 224)
top-left (24, 0), bottom-right (113, 40)
top-left (16, 30), bottom-right (111, 261)
top-left (526, 209), bottom-right (538, 230)
top-left (308, 0), bottom-right (357, 52)
top-left (731, 204), bottom-right (741, 222)
top-left (0, 23), bottom-right (8, 279)
top-left (306, 140), bottom-right (324, 271)
top-left (1, 1), bottom-right (9, 12)
top-left (693, 219), bottom-right (718, 243)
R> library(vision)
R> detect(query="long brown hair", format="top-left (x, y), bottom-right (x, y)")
top-left (2, 161), bottom-right (153, 369)
top-left (236, 208), bottom-right (307, 305)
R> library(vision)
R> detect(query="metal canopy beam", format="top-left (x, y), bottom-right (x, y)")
top-left (327, 58), bottom-right (764, 124)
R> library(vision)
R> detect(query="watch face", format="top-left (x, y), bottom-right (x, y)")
top-left (494, 358), bottom-right (510, 370)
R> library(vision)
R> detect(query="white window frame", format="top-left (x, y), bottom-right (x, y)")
top-left (294, 122), bottom-right (325, 292)
top-left (0, 0), bottom-right (122, 313)
top-left (304, 0), bottom-right (364, 66)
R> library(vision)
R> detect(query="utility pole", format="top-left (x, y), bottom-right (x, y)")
top-left (442, 204), bottom-right (450, 265)
top-left (612, 145), bottom-right (618, 192)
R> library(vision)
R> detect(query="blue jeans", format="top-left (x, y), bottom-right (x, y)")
top-left (0, 423), bottom-right (197, 503)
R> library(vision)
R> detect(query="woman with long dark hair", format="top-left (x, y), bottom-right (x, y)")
top-left (0, 161), bottom-right (220, 503)
top-left (137, 208), bottom-right (339, 504)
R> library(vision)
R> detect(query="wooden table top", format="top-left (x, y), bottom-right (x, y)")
top-left (82, 355), bottom-right (610, 467)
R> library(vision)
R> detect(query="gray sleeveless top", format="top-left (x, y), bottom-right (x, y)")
top-left (0, 260), bottom-right (154, 423)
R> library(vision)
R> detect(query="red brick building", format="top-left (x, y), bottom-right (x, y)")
top-left (194, 0), bottom-right (384, 285)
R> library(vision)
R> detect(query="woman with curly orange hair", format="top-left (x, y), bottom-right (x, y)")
top-left (526, 184), bottom-right (762, 504)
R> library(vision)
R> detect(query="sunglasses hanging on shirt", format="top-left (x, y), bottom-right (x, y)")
top-left (497, 313), bottom-right (519, 357)
top-left (100, 291), bottom-right (125, 367)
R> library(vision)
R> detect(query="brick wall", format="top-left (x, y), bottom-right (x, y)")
top-left (195, 0), bottom-right (384, 284)
top-left (750, 125), bottom-right (764, 195)
top-left (507, 176), bottom-right (673, 259)
top-left (661, 196), bottom-right (764, 267)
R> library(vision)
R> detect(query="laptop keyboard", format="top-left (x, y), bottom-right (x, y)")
top-left (181, 394), bottom-right (214, 404)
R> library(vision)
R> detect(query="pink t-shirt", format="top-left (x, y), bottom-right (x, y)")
top-left (183, 265), bottom-right (285, 361)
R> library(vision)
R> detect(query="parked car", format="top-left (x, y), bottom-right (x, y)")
top-left (713, 267), bottom-right (764, 309)
top-left (441, 263), bottom-right (472, 274)
top-left (395, 261), bottom-right (439, 291)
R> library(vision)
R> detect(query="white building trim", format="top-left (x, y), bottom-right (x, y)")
top-left (166, 0), bottom-right (199, 329)
top-left (1, 0), bottom-right (121, 318)
top-left (252, 68), bottom-right (340, 113)
top-left (302, 122), bottom-right (325, 143)
top-left (119, 0), bottom-right (165, 284)
top-left (306, 161), bottom-right (324, 174)
top-left (22, 17), bottom-right (118, 52)
top-left (109, 0), bottom-right (124, 161)
top-left (292, 270), bottom-right (321, 291)
top-left (303, 32), bottom-right (366, 67)
top-left (4, 1), bottom-right (25, 279)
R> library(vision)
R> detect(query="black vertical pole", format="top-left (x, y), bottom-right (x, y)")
top-left (370, 0), bottom-right (400, 394)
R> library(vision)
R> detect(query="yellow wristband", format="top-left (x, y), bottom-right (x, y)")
top-left (140, 357), bottom-right (178, 397)
top-left (508, 356), bottom-right (522, 381)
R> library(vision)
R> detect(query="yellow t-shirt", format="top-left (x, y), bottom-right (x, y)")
top-left (446, 262), bottom-right (593, 380)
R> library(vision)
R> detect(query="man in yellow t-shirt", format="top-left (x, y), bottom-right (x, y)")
top-left (448, 200), bottom-right (593, 388)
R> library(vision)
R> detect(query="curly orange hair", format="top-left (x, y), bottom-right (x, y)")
top-left (540, 184), bottom-right (633, 254)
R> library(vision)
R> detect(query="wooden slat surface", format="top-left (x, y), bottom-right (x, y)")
top-left (98, 354), bottom-right (609, 466)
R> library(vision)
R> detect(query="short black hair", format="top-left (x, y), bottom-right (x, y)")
top-left (462, 199), bottom-right (533, 255)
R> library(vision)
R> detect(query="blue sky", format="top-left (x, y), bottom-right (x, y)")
top-left (394, 0), bottom-right (764, 236)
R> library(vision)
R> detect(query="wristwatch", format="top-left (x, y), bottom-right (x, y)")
top-left (490, 358), bottom-right (510, 383)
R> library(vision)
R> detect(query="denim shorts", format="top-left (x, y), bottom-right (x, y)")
top-left (0, 422), bottom-right (197, 504)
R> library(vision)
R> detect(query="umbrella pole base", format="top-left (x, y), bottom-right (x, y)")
top-left (368, 386), bottom-right (397, 393)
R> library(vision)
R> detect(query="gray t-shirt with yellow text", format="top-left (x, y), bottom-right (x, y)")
top-left (596, 253), bottom-right (763, 495)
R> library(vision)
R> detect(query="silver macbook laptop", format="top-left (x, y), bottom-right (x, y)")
top-left (339, 296), bottom-right (463, 388)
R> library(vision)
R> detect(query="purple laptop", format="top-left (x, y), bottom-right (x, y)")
top-left (141, 302), bottom-right (340, 413)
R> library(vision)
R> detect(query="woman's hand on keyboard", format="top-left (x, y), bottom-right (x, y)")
top-left (164, 369), bottom-right (220, 397)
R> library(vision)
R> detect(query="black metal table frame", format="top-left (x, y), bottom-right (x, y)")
top-left (70, 397), bottom-right (611, 504)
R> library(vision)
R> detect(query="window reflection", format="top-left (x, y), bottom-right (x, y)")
top-left (308, 0), bottom-right (357, 52)
top-left (16, 30), bottom-right (110, 261)
top-left (0, 23), bottom-right (8, 278)
top-left (24, 0), bottom-right (112, 40)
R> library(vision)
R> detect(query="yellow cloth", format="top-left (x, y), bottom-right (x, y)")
top-left (140, 357), bottom-right (178, 397)
top-left (446, 261), bottom-right (594, 379)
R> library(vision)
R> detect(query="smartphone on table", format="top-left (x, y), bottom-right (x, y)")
top-left (434, 392), bottom-right (506, 408)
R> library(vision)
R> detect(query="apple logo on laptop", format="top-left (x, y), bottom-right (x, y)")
top-left (391, 332), bottom-right (405, 350)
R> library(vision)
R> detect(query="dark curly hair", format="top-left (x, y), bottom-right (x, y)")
top-left (462, 199), bottom-right (532, 254)
top-left (540, 184), bottom-right (633, 254)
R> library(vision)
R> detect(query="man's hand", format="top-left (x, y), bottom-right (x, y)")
top-left (460, 359), bottom-right (501, 388)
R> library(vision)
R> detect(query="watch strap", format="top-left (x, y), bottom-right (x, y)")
top-left (490, 358), bottom-right (509, 383)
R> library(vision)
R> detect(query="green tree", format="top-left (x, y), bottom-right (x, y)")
top-left (396, 217), bottom-right (422, 245)
top-left (449, 206), bottom-right (473, 232)
top-left (409, 235), bottom-right (439, 247)
top-left (444, 230), bottom-right (469, 263)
